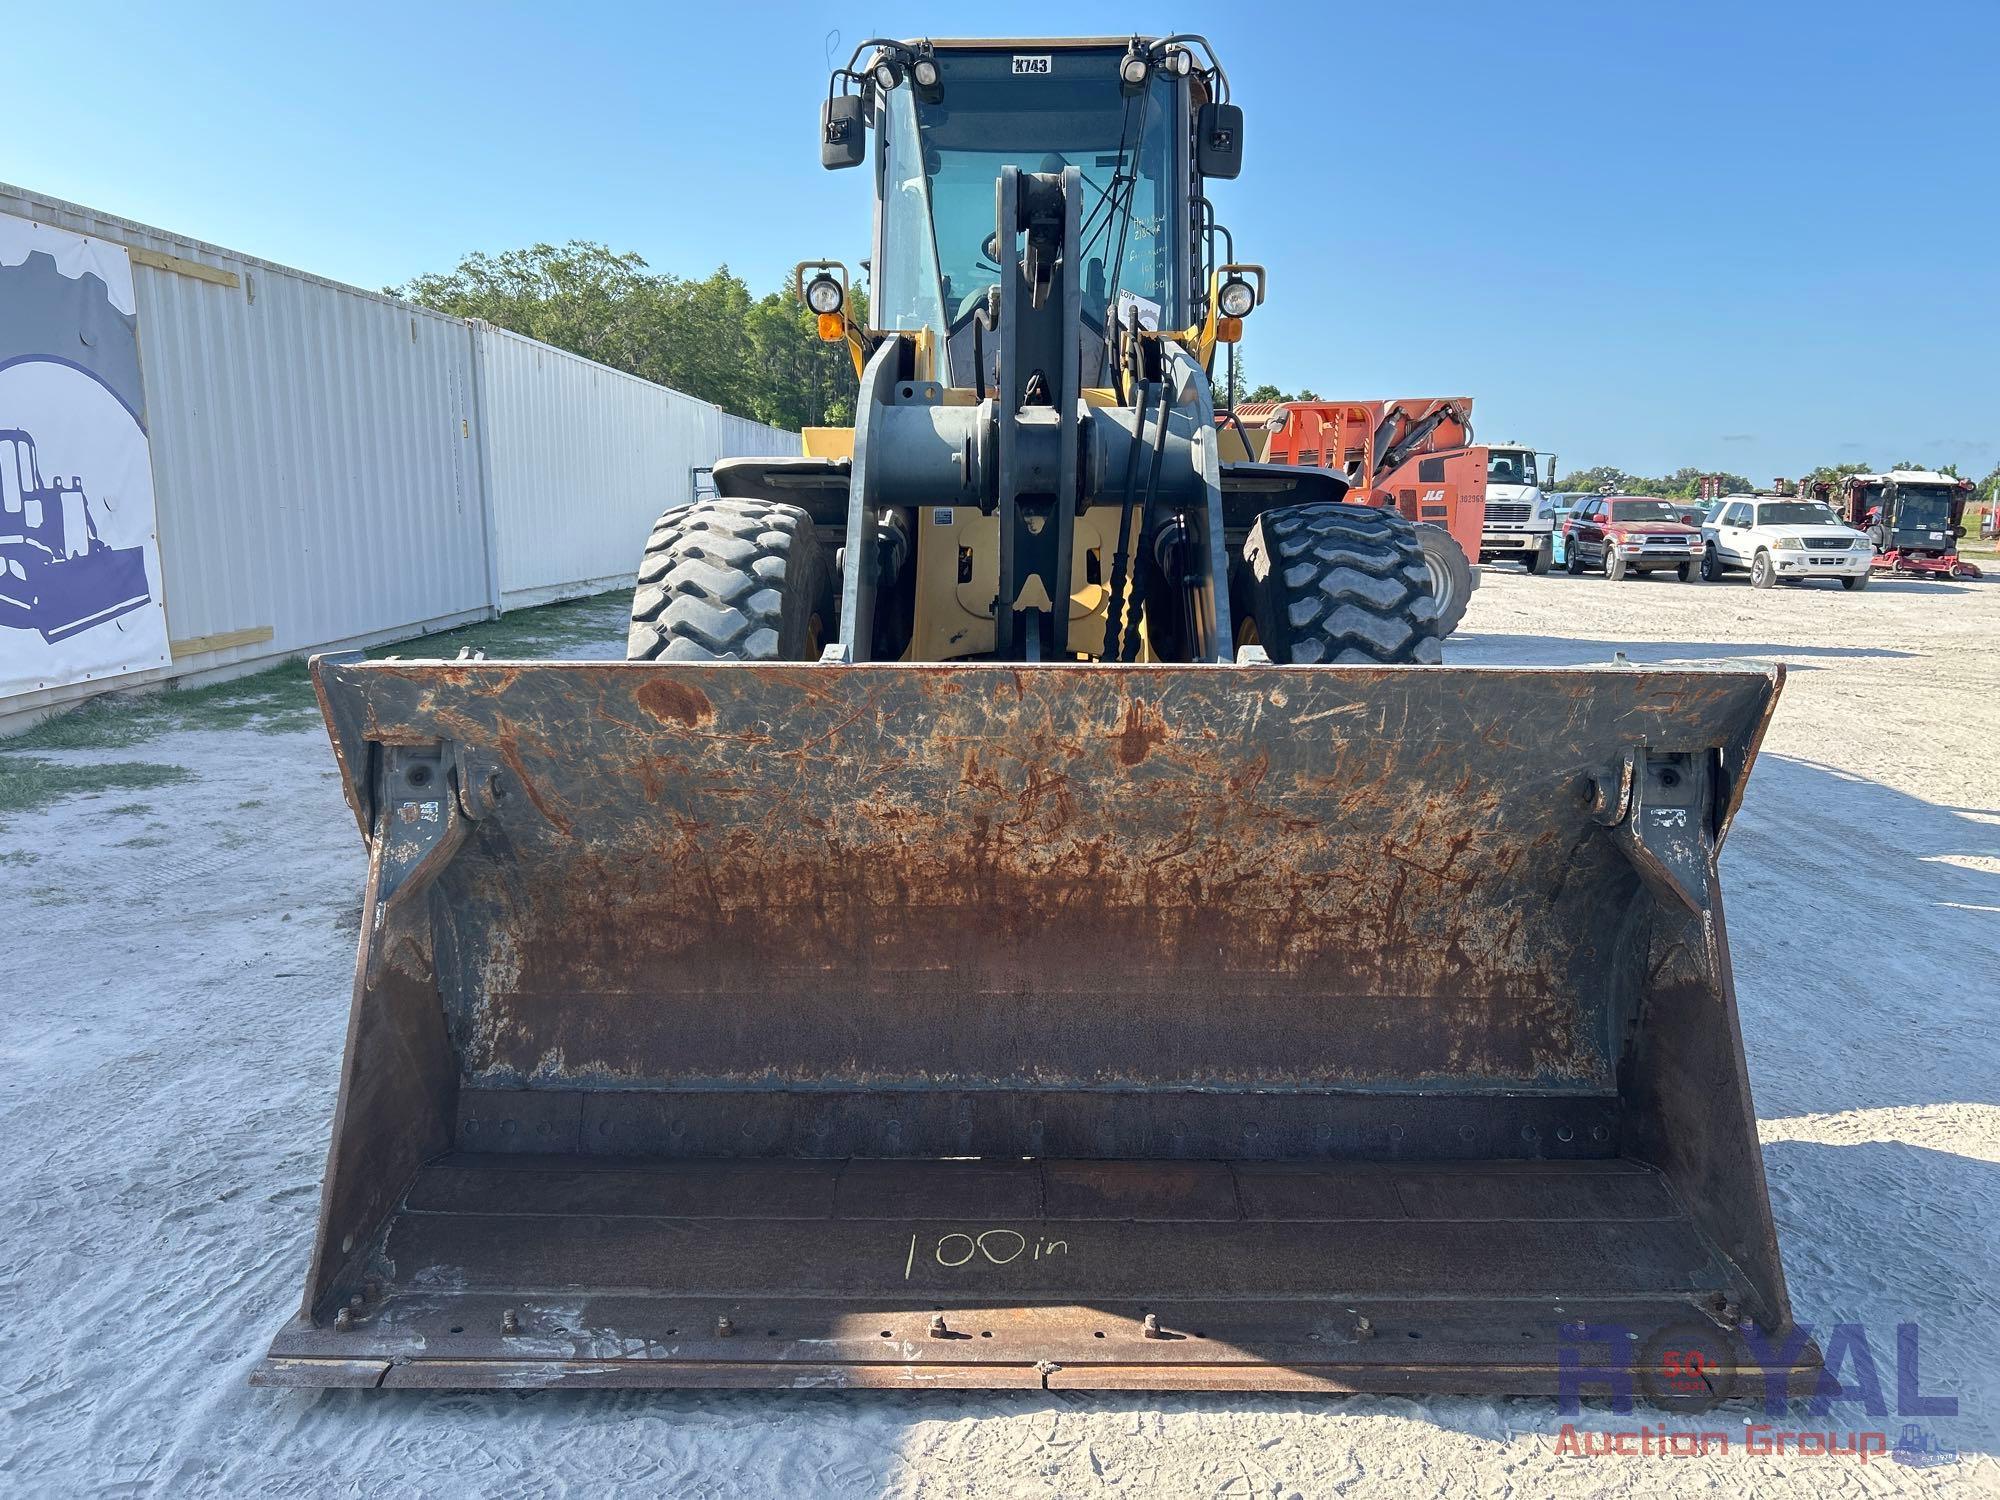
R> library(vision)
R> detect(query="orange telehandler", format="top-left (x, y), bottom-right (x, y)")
top-left (1225, 397), bottom-right (1491, 633)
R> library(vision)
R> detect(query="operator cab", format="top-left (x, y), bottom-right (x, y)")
top-left (879, 51), bottom-right (1181, 342)
top-left (1888, 487), bottom-right (1952, 530)
top-left (822, 37), bottom-right (1242, 388)
top-left (1846, 469), bottom-right (1971, 555)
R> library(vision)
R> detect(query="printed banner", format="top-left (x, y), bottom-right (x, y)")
top-left (0, 213), bottom-right (171, 700)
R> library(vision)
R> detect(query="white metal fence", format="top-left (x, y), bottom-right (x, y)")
top-left (0, 184), bottom-right (796, 730)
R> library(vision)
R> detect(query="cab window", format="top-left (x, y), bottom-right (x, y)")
top-left (0, 440), bottom-right (25, 514)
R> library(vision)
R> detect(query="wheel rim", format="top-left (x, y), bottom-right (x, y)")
top-left (1423, 552), bottom-right (1453, 613)
top-left (1603, 548), bottom-right (1617, 577)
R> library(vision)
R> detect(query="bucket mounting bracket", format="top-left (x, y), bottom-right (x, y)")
top-left (1590, 746), bottom-right (1714, 916)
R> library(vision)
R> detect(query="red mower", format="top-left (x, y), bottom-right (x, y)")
top-left (1803, 469), bottom-right (1984, 580)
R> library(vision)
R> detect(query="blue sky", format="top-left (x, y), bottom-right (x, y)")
top-left (10, 1), bottom-right (1996, 482)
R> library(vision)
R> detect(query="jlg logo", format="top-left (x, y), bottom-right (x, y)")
top-left (1422, 488), bottom-right (1445, 505)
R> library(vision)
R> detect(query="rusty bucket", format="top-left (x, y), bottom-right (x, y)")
top-left (255, 656), bottom-right (1815, 1396)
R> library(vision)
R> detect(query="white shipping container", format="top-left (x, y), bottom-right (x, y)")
top-left (473, 323), bottom-right (794, 610)
top-left (0, 183), bottom-right (799, 732)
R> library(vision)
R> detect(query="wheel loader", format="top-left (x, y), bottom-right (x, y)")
top-left (258, 35), bottom-right (1818, 1397)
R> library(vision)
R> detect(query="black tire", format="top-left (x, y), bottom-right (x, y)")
top-left (1750, 550), bottom-right (1775, 590)
top-left (1565, 540), bottom-right (1583, 575)
top-left (1677, 561), bottom-right (1695, 582)
top-left (1841, 571), bottom-right (1870, 592)
top-left (1413, 522), bottom-right (1474, 636)
top-left (1239, 503), bottom-right (1444, 664)
top-left (627, 498), bottom-right (833, 661)
top-left (1525, 536), bottom-right (1553, 575)
top-left (1604, 545), bottom-right (1628, 582)
top-left (1700, 544), bottom-right (1722, 581)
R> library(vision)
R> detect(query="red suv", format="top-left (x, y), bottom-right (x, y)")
top-left (1562, 495), bottom-right (1702, 581)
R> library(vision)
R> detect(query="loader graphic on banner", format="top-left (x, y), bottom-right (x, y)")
top-left (0, 429), bottom-right (152, 643)
top-left (258, 34), bottom-right (1818, 1396)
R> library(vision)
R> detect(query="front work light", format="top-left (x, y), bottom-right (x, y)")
top-left (1217, 277), bottom-right (1256, 319)
top-left (1119, 43), bottom-right (1151, 93)
top-left (795, 262), bottom-right (852, 341)
top-left (805, 275), bottom-right (845, 315)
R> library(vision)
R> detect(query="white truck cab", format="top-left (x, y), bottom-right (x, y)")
top-left (1700, 493), bottom-right (1874, 591)
top-left (1478, 444), bottom-right (1555, 573)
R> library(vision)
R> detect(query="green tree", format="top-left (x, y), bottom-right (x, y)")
top-left (390, 242), bottom-right (861, 429)
top-left (394, 242), bottom-right (657, 371)
top-left (1553, 465), bottom-right (1753, 498)
top-left (637, 267), bottom-right (757, 414)
top-left (1553, 464), bottom-right (1625, 494)
top-left (742, 285), bottom-right (871, 429)
top-left (1209, 350), bottom-right (1251, 408)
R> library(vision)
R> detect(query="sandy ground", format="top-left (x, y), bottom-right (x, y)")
top-left (3, 568), bottom-right (1996, 1497)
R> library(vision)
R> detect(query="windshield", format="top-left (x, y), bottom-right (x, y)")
top-left (1755, 501), bottom-right (1841, 527)
top-left (1488, 449), bottom-right (1538, 487)
top-left (1610, 500), bottom-right (1684, 522)
top-left (1895, 487), bottom-right (1953, 529)
top-left (878, 52), bottom-right (1178, 342)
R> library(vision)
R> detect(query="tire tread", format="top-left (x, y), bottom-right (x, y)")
top-left (626, 499), bottom-right (828, 661)
top-left (1241, 504), bottom-right (1446, 665)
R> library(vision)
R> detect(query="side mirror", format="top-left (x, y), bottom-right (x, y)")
top-left (821, 94), bottom-right (866, 170)
top-left (1196, 102), bottom-right (1243, 180)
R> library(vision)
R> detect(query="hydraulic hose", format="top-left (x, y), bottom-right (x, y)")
top-left (1121, 382), bottom-right (1176, 662)
top-left (1102, 381), bottom-right (1156, 660)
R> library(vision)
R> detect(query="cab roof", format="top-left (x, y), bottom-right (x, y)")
top-left (917, 38), bottom-right (1146, 50)
top-left (1855, 469), bottom-right (1965, 486)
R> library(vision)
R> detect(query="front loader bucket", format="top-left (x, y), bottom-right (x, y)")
top-left (258, 657), bottom-right (1817, 1396)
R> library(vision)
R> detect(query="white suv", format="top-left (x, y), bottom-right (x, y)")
top-left (1700, 495), bottom-right (1874, 590)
